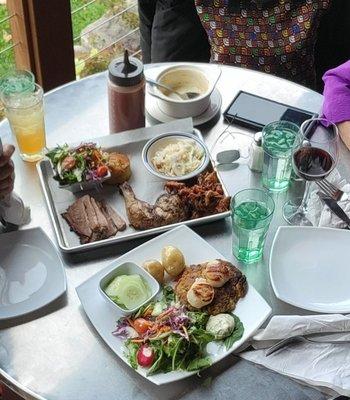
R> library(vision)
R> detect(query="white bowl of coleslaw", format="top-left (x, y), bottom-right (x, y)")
top-left (142, 132), bottom-right (210, 181)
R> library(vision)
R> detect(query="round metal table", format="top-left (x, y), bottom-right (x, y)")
top-left (1, 64), bottom-right (348, 400)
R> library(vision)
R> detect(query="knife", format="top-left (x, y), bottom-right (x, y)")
top-left (317, 191), bottom-right (350, 229)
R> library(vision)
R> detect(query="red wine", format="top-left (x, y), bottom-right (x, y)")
top-left (293, 147), bottom-right (334, 180)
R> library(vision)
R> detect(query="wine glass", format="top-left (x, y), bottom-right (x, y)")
top-left (283, 118), bottom-right (339, 226)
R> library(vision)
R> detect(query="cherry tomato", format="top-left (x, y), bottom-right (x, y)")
top-left (133, 318), bottom-right (153, 335)
top-left (96, 165), bottom-right (108, 177)
top-left (137, 344), bottom-right (154, 368)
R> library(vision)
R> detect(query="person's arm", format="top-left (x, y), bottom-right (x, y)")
top-left (138, 0), bottom-right (157, 64)
top-left (322, 60), bottom-right (350, 149)
top-left (337, 121), bottom-right (350, 150)
top-left (0, 144), bottom-right (15, 199)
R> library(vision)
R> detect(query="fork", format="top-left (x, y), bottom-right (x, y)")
top-left (315, 179), bottom-right (344, 201)
top-left (265, 334), bottom-right (350, 356)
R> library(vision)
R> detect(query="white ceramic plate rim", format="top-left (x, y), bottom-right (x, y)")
top-left (77, 225), bottom-right (272, 385)
top-left (0, 227), bottom-right (67, 321)
top-left (269, 226), bottom-right (350, 313)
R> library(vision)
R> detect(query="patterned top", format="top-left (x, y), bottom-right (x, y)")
top-left (195, 0), bottom-right (330, 88)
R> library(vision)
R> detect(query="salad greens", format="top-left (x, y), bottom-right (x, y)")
top-left (224, 315), bottom-right (244, 350)
top-left (187, 311), bottom-right (209, 328)
top-left (126, 342), bottom-right (139, 369)
top-left (113, 286), bottom-right (244, 375)
top-left (46, 143), bottom-right (109, 185)
top-left (162, 285), bottom-right (176, 303)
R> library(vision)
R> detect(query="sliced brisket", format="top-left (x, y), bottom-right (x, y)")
top-left (103, 203), bottom-right (126, 231)
top-left (62, 196), bottom-right (92, 239)
top-left (62, 195), bottom-right (126, 244)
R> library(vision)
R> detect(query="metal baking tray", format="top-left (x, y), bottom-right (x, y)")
top-left (37, 119), bottom-right (230, 253)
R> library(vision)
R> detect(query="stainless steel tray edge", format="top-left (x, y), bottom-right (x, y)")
top-left (36, 161), bottom-right (70, 249)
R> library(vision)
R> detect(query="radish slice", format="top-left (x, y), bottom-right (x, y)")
top-left (137, 345), bottom-right (154, 368)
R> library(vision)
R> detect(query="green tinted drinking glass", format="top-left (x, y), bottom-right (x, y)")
top-left (231, 189), bottom-right (275, 264)
top-left (262, 121), bottom-right (301, 192)
top-left (0, 70), bottom-right (35, 96)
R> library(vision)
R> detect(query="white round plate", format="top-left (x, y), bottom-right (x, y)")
top-left (270, 226), bottom-right (350, 313)
top-left (0, 227), bottom-right (66, 320)
top-left (146, 87), bottom-right (222, 126)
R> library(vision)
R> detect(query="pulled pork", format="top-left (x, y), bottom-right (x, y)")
top-left (164, 171), bottom-right (230, 219)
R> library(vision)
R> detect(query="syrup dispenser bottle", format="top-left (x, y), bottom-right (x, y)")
top-left (108, 50), bottom-right (145, 133)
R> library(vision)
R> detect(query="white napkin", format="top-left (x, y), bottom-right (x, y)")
top-left (240, 314), bottom-right (350, 396)
top-left (0, 192), bottom-right (31, 226)
top-left (306, 170), bottom-right (350, 228)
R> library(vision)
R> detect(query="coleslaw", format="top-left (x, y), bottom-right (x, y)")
top-left (152, 139), bottom-right (204, 177)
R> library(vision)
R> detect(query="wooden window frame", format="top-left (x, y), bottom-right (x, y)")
top-left (7, 0), bottom-right (76, 91)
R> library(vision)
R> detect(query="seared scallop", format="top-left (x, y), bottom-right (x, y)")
top-left (203, 259), bottom-right (234, 288)
top-left (187, 278), bottom-right (215, 308)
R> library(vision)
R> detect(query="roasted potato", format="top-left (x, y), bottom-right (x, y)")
top-left (143, 259), bottom-right (164, 283)
top-left (161, 246), bottom-right (185, 277)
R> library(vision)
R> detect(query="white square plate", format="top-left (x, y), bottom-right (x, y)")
top-left (77, 225), bottom-right (271, 385)
top-left (270, 226), bottom-right (350, 313)
top-left (0, 227), bottom-right (66, 321)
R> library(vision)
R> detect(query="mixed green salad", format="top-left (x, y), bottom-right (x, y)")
top-left (112, 287), bottom-right (244, 375)
top-left (46, 143), bottom-right (109, 185)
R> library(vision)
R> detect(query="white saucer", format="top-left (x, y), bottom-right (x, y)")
top-left (0, 227), bottom-right (66, 321)
top-left (146, 87), bottom-right (222, 126)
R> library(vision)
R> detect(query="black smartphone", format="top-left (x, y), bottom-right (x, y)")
top-left (223, 91), bottom-right (318, 131)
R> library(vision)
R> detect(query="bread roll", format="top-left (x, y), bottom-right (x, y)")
top-left (187, 278), bottom-right (214, 308)
top-left (106, 152), bottom-right (131, 185)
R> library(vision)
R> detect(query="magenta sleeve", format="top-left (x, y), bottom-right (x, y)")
top-left (322, 60), bottom-right (350, 124)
